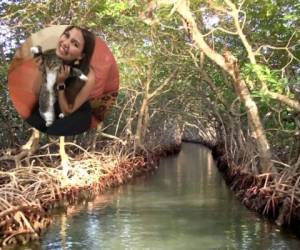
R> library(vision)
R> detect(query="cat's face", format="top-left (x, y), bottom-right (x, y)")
top-left (56, 28), bottom-right (84, 62)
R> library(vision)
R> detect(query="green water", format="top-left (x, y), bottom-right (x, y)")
top-left (22, 143), bottom-right (300, 249)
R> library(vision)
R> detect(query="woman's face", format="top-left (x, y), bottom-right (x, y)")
top-left (56, 28), bottom-right (85, 62)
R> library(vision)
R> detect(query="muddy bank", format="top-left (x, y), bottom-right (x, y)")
top-left (0, 144), bottom-right (171, 248)
top-left (1, 124), bottom-right (298, 247)
top-left (211, 144), bottom-right (300, 238)
top-left (180, 122), bottom-right (300, 237)
top-left (180, 121), bottom-right (300, 238)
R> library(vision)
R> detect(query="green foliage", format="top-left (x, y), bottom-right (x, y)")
top-left (242, 63), bottom-right (286, 93)
top-left (94, 0), bottom-right (137, 18)
top-left (0, 64), bottom-right (8, 85)
top-left (0, 0), bottom-right (299, 162)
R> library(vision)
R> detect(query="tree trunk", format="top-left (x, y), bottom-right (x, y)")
top-left (174, 0), bottom-right (274, 172)
top-left (135, 97), bottom-right (149, 149)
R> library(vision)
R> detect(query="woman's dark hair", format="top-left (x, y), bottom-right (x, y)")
top-left (63, 26), bottom-right (96, 104)
top-left (63, 25), bottom-right (95, 75)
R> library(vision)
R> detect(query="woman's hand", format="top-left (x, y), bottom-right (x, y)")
top-left (57, 68), bottom-right (95, 116)
top-left (56, 65), bottom-right (70, 84)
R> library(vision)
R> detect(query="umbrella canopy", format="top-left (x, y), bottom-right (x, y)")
top-left (8, 25), bottom-right (119, 128)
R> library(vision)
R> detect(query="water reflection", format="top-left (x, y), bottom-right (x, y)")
top-left (21, 143), bottom-right (300, 250)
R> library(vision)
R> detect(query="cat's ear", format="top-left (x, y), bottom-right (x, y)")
top-left (30, 46), bottom-right (42, 65)
top-left (30, 46), bottom-right (42, 56)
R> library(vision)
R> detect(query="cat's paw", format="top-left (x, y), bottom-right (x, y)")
top-left (45, 121), bottom-right (53, 127)
top-left (59, 113), bottom-right (65, 119)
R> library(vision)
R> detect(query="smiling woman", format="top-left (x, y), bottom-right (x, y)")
top-left (25, 26), bottom-right (96, 136)
top-left (8, 25), bottom-right (119, 136)
top-left (56, 28), bottom-right (85, 61)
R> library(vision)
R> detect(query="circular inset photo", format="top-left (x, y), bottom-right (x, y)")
top-left (8, 25), bottom-right (119, 136)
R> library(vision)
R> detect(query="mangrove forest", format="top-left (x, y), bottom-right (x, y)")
top-left (0, 0), bottom-right (300, 248)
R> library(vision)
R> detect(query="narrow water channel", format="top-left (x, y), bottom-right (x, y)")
top-left (22, 143), bottom-right (299, 250)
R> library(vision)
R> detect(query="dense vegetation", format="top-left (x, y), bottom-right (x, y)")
top-left (0, 0), bottom-right (300, 246)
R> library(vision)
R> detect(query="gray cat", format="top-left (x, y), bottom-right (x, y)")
top-left (31, 46), bottom-right (87, 127)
